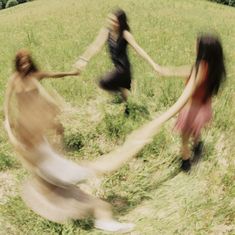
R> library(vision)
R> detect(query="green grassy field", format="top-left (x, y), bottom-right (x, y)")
top-left (0, 0), bottom-right (235, 234)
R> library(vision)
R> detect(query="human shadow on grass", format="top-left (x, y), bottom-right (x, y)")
top-left (105, 165), bottom-right (181, 216)
top-left (106, 142), bottom-right (213, 216)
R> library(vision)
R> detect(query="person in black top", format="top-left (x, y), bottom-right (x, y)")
top-left (75, 8), bottom-right (161, 102)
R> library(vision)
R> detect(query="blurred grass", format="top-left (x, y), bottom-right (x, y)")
top-left (0, 0), bottom-right (234, 234)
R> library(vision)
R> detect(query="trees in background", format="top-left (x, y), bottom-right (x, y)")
top-left (0, 0), bottom-right (32, 9)
top-left (209, 0), bottom-right (235, 7)
top-left (5, 0), bottom-right (18, 8)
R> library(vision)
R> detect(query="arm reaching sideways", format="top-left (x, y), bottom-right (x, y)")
top-left (124, 30), bottom-right (194, 78)
top-left (158, 65), bottom-right (192, 78)
top-left (123, 30), bottom-right (161, 74)
top-left (35, 70), bottom-right (79, 80)
top-left (74, 27), bottom-right (109, 71)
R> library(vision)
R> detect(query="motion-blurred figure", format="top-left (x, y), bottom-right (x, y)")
top-left (75, 8), bottom-right (160, 104)
top-left (4, 49), bottom-right (134, 233)
top-left (175, 34), bottom-right (226, 171)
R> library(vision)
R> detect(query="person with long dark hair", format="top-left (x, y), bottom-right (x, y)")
top-left (75, 8), bottom-right (160, 102)
top-left (174, 34), bottom-right (226, 171)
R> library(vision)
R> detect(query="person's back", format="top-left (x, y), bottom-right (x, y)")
top-left (107, 31), bottom-right (130, 70)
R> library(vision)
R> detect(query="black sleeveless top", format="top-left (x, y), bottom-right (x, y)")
top-left (107, 31), bottom-right (130, 70)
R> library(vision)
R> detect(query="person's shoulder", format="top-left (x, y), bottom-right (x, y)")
top-left (8, 72), bottom-right (18, 85)
top-left (30, 71), bottom-right (44, 80)
top-left (10, 72), bottom-right (18, 79)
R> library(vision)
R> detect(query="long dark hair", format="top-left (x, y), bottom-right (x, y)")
top-left (15, 49), bottom-right (38, 76)
top-left (195, 34), bottom-right (226, 100)
top-left (113, 8), bottom-right (130, 33)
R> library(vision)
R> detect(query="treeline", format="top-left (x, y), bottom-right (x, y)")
top-left (209, 0), bottom-right (235, 7)
top-left (0, 0), bottom-right (32, 10)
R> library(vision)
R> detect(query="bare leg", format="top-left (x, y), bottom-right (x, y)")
top-left (120, 88), bottom-right (131, 116)
top-left (181, 133), bottom-right (190, 160)
top-left (180, 133), bottom-right (191, 171)
top-left (120, 88), bottom-right (129, 102)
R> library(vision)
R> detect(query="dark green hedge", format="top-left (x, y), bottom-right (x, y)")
top-left (209, 0), bottom-right (235, 7)
top-left (0, 0), bottom-right (31, 10)
top-left (5, 0), bottom-right (18, 8)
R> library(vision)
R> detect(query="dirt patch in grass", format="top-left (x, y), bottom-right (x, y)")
top-left (0, 171), bottom-right (17, 205)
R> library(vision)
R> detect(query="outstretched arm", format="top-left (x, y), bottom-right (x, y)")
top-left (123, 30), bottom-right (161, 74)
top-left (157, 65), bottom-right (192, 78)
top-left (74, 27), bottom-right (109, 71)
top-left (35, 70), bottom-right (79, 80)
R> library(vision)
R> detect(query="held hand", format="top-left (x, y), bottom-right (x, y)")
top-left (153, 63), bottom-right (164, 76)
top-left (154, 65), bottom-right (173, 77)
top-left (74, 59), bottom-right (87, 71)
top-left (153, 65), bottom-right (192, 77)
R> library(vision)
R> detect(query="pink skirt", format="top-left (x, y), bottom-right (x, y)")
top-left (175, 99), bottom-right (212, 139)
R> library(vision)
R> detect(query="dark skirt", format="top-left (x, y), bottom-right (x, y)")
top-left (99, 67), bottom-right (131, 91)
